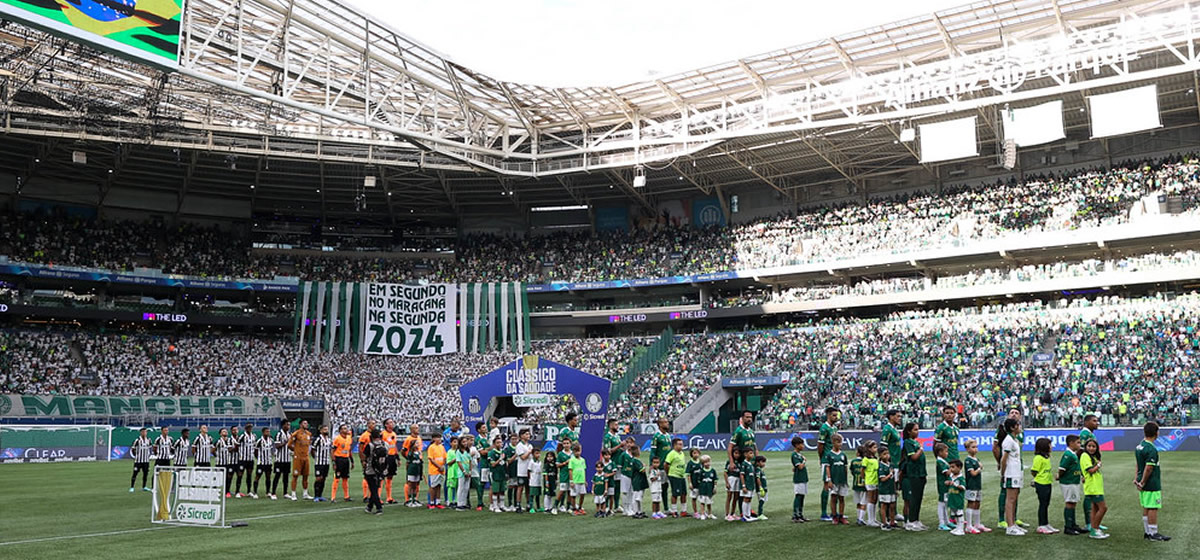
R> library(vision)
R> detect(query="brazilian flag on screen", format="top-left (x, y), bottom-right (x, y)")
top-left (0, 0), bottom-right (183, 65)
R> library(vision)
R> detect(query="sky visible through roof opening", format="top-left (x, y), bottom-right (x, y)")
top-left (347, 0), bottom-right (973, 87)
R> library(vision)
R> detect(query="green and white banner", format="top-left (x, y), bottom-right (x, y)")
top-left (0, 395), bottom-right (283, 418)
top-left (458, 282), bottom-right (531, 354)
top-left (297, 281), bottom-right (528, 355)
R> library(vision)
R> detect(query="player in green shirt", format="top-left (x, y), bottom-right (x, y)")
top-left (487, 437), bottom-right (506, 512)
top-left (790, 436), bottom-right (809, 522)
top-left (650, 418), bottom-right (672, 499)
top-left (697, 456), bottom-right (718, 520)
top-left (603, 420), bottom-right (624, 510)
top-left (685, 448), bottom-right (702, 517)
top-left (946, 460), bottom-right (967, 535)
top-left (822, 433), bottom-right (849, 525)
top-left (1078, 413), bottom-right (1098, 524)
top-left (730, 410), bottom-right (756, 458)
top-left (1057, 435), bottom-right (1084, 534)
top-left (881, 409), bottom-right (905, 522)
top-left (664, 438), bottom-right (688, 517)
top-left (934, 443), bottom-right (952, 530)
top-left (559, 413), bottom-right (580, 445)
top-left (935, 405), bottom-right (960, 460)
top-left (818, 406), bottom-right (839, 521)
top-left (1135, 422), bottom-right (1169, 541)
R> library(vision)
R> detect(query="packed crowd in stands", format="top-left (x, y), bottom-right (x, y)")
top-left (5, 155), bottom-right (1200, 285)
top-left (3, 294), bottom-right (1197, 431)
top-left (708, 249), bottom-right (1200, 309)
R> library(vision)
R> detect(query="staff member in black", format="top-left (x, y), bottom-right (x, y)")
top-left (312, 424), bottom-right (332, 502)
top-left (360, 427), bottom-right (387, 515)
top-left (153, 427), bottom-right (173, 469)
top-left (194, 425), bottom-right (213, 467)
top-left (129, 427), bottom-right (152, 492)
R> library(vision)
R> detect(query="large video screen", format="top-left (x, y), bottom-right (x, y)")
top-left (0, 0), bottom-right (184, 67)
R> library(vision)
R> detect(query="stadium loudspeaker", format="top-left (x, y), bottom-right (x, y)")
top-left (364, 176), bottom-right (376, 187)
top-left (1003, 139), bottom-right (1017, 169)
top-left (72, 151), bottom-right (87, 164)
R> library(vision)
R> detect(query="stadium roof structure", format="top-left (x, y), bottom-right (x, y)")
top-left (1, 0), bottom-right (1199, 222)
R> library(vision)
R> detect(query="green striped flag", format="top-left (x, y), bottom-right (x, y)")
top-left (296, 281), bottom-right (362, 354)
top-left (458, 282), bottom-right (529, 353)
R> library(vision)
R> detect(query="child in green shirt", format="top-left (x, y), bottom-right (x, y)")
top-left (629, 446), bottom-right (647, 519)
top-left (963, 439), bottom-right (989, 533)
top-left (946, 460), bottom-right (967, 536)
top-left (1056, 435), bottom-right (1084, 535)
top-left (696, 454), bottom-right (717, 520)
top-left (738, 449), bottom-right (758, 521)
top-left (755, 455), bottom-right (768, 520)
top-left (877, 447), bottom-right (896, 530)
top-left (685, 448), bottom-right (702, 517)
top-left (790, 436), bottom-right (809, 523)
top-left (592, 457), bottom-right (608, 517)
top-left (568, 443), bottom-right (586, 515)
top-left (822, 433), bottom-right (849, 525)
top-left (934, 442), bottom-right (952, 531)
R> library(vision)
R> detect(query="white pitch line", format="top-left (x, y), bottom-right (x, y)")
top-left (0, 504), bottom-right (365, 547)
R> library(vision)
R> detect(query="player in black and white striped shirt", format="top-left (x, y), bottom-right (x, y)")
top-left (215, 428), bottom-right (237, 497)
top-left (312, 425), bottom-right (332, 503)
top-left (193, 425), bottom-right (213, 467)
top-left (235, 423), bottom-right (256, 498)
top-left (129, 427), bottom-right (152, 492)
top-left (252, 426), bottom-right (273, 498)
top-left (271, 420), bottom-right (293, 500)
top-left (172, 428), bottom-right (191, 466)
top-left (153, 427), bottom-right (173, 468)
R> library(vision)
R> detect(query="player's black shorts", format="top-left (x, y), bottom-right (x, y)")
top-left (133, 461), bottom-right (149, 471)
top-left (195, 461), bottom-right (211, 467)
top-left (335, 457), bottom-right (351, 478)
top-left (315, 464), bottom-right (330, 478)
top-left (257, 463), bottom-right (272, 475)
top-left (154, 459), bottom-right (171, 468)
top-left (240, 460), bottom-right (254, 473)
top-left (385, 455), bottom-right (398, 478)
top-left (274, 461), bottom-right (290, 474)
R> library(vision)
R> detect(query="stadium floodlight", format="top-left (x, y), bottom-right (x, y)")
top-left (530, 205), bottom-right (590, 212)
top-left (364, 176), bottom-right (376, 187)
top-left (899, 128), bottom-right (916, 142)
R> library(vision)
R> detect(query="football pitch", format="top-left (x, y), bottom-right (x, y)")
top-left (0, 451), bottom-right (1193, 560)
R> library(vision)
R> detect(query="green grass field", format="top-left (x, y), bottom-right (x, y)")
top-left (0, 452), bottom-right (1193, 560)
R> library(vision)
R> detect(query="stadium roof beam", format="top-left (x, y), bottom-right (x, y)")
top-left (827, 38), bottom-right (857, 76)
top-left (436, 170), bottom-right (460, 214)
top-left (931, 14), bottom-right (962, 57)
top-left (719, 142), bottom-right (793, 201)
top-left (671, 162), bottom-right (715, 195)
top-left (554, 175), bottom-right (587, 206)
top-left (737, 60), bottom-right (769, 99)
top-left (798, 132), bottom-right (864, 193)
top-left (379, 167), bottom-right (397, 224)
top-left (97, 144), bottom-right (131, 209)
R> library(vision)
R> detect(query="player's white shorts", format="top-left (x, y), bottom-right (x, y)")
top-left (651, 491), bottom-right (663, 503)
top-left (965, 490), bottom-right (981, 502)
top-left (690, 487), bottom-right (699, 499)
top-left (606, 486), bottom-right (615, 496)
top-left (620, 474), bottom-right (631, 494)
top-left (407, 475), bottom-right (421, 483)
top-left (878, 494), bottom-right (896, 504)
top-left (1002, 475), bottom-right (1023, 489)
top-left (830, 484), bottom-right (850, 497)
top-left (1061, 484), bottom-right (1082, 503)
top-left (558, 482), bottom-right (569, 492)
top-left (739, 489), bottom-right (754, 499)
top-left (854, 490), bottom-right (867, 505)
top-left (726, 476), bottom-right (741, 492)
top-left (793, 483), bottom-right (808, 495)
top-left (570, 483), bottom-right (586, 497)
top-left (428, 474), bottom-right (444, 487)
top-left (866, 484), bottom-right (877, 491)
top-left (481, 470), bottom-right (490, 483)
top-left (594, 493), bottom-right (606, 505)
top-left (699, 495), bottom-right (713, 505)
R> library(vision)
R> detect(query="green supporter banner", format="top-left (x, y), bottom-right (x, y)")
top-left (0, 395), bottom-right (283, 419)
top-left (0, 0), bottom-right (184, 67)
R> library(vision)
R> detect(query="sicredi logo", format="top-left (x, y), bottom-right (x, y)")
top-left (174, 503), bottom-right (220, 524)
